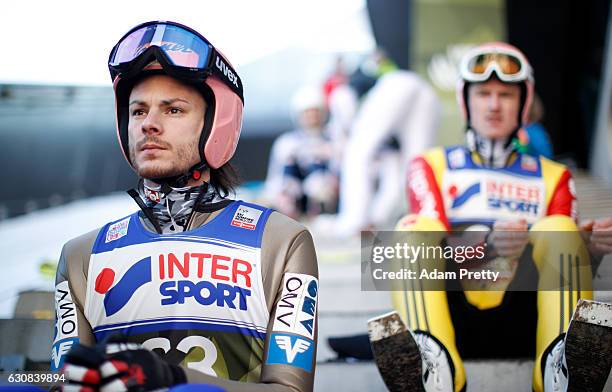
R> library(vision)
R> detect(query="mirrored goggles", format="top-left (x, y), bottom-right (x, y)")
top-left (460, 49), bottom-right (531, 83)
top-left (109, 21), bottom-right (243, 100)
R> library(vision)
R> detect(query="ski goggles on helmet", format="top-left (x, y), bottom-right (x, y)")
top-left (108, 21), bottom-right (243, 101)
top-left (460, 46), bottom-right (532, 83)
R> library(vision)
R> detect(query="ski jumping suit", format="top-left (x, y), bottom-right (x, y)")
top-left (393, 146), bottom-right (593, 392)
top-left (52, 199), bottom-right (319, 392)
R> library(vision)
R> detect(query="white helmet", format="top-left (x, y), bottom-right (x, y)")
top-left (291, 86), bottom-right (326, 117)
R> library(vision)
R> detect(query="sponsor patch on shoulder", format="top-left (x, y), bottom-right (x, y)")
top-left (273, 273), bottom-right (318, 340)
top-left (265, 333), bottom-right (314, 372)
top-left (521, 155), bottom-right (538, 171)
top-left (448, 148), bottom-right (466, 169)
top-left (105, 217), bottom-right (130, 243)
top-left (51, 281), bottom-right (80, 371)
top-left (231, 205), bottom-right (263, 230)
top-left (104, 216), bottom-right (130, 243)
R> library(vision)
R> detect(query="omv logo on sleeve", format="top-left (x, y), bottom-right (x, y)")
top-left (450, 182), bottom-right (481, 209)
top-left (51, 281), bottom-right (80, 371)
top-left (266, 333), bottom-right (314, 372)
top-left (273, 273), bottom-right (318, 340)
top-left (95, 256), bottom-right (152, 317)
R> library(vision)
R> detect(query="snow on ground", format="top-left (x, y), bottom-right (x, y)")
top-left (0, 193), bottom-right (135, 316)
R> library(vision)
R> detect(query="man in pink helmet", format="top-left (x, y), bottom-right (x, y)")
top-left (368, 42), bottom-right (612, 392)
top-left (52, 21), bottom-right (318, 392)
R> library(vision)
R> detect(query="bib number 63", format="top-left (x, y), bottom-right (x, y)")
top-left (142, 336), bottom-right (218, 376)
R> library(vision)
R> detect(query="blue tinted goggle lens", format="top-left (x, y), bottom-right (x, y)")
top-left (110, 23), bottom-right (210, 69)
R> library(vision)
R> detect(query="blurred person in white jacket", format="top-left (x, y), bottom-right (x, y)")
top-left (264, 86), bottom-right (339, 219)
top-left (321, 54), bottom-right (442, 236)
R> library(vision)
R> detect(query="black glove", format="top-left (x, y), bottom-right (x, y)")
top-left (62, 334), bottom-right (186, 392)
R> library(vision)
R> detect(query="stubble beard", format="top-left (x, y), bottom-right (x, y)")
top-left (130, 137), bottom-right (200, 180)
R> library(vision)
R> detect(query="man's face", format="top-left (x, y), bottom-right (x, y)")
top-left (128, 75), bottom-right (206, 180)
top-left (299, 107), bottom-right (325, 130)
top-left (468, 79), bottom-right (521, 140)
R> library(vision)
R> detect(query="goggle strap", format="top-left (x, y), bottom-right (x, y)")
top-left (208, 51), bottom-right (244, 101)
top-left (110, 47), bottom-right (244, 102)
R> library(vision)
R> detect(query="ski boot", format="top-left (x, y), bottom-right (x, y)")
top-left (543, 299), bottom-right (612, 392)
top-left (368, 311), bottom-right (454, 392)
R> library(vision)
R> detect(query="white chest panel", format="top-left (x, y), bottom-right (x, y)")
top-left (85, 236), bottom-right (269, 339)
top-left (442, 168), bottom-right (547, 225)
